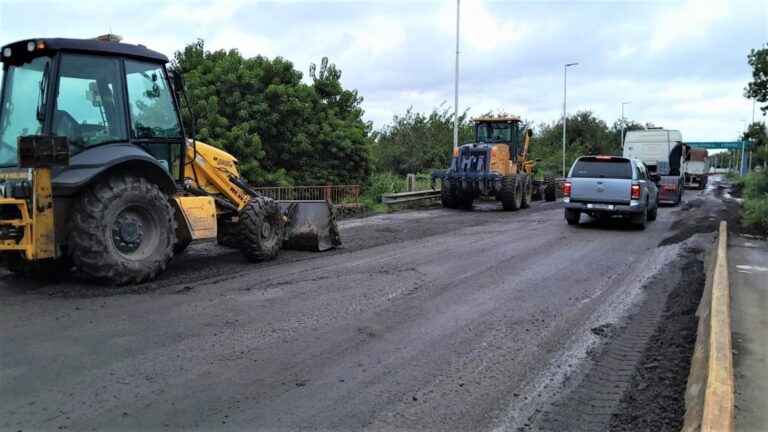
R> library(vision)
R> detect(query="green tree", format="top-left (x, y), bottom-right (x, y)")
top-left (373, 104), bottom-right (474, 175)
top-left (173, 40), bottom-right (373, 186)
top-left (741, 122), bottom-right (768, 168)
top-left (744, 45), bottom-right (768, 115)
top-left (531, 111), bottom-right (621, 173)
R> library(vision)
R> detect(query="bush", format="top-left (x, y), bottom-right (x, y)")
top-left (741, 171), bottom-right (768, 234)
top-left (360, 172), bottom-right (437, 212)
top-left (361, 172), bottom-right (406, 212)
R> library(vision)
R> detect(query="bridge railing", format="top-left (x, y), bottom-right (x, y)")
top-left (252, 185), bottom-right (362, 207)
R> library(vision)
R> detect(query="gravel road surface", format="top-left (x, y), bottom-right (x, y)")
top-left (0, 185), bottom-right (725, 431)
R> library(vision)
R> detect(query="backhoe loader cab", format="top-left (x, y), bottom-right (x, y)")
top-left (432, 117), bottom-right (556, 211)
top-left (0, 36), bottom-right (339, 284)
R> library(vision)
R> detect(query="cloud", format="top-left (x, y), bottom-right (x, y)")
top-left (157, 0), bottom-right (248, 24)
top-left (649, 0), bottom-right (727, 53)
top-left (434, 0), bottom-right (532, 52)
top-left (1, 0), bottom-right (765, 143)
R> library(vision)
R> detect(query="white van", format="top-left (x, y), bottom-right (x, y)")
top-left (622, 129), bottom-right (683, 172)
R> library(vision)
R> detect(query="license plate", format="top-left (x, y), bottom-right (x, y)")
top-left (587, 203), bottom-right (613, 210)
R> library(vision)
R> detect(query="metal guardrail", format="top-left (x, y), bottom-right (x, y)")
top-left (381, 189), bottom-right (441, 204)
top-left (253, 185), bottom-right (362, 207)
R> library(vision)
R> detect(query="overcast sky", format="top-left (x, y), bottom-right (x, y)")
top-left (1, 0), bottom-right (766, 141)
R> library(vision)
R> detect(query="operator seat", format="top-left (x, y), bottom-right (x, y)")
top-left (52, 110), bottom-right (82, 146)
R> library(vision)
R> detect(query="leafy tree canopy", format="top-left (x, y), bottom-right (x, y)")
top-left (745, 45), bottom-right (768, 115)
top-left (173, 39), bottom-right (373, 186)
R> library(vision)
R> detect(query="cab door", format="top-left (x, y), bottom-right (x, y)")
top-left (124, 60), bottom-right (184, 181)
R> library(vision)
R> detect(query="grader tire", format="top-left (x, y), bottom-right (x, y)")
top-left (500, 174), bottom-right (523, 211)
top-left (521, 174), bottom-right (533, 209)
top-left (441, 184), bottom-right (460, 209)
top-left (239, 197), bottom-right (284, 262)
top-left (68, 175), bottom-right (175, 285)
top-left (544, 174), bottom-right (557, 202)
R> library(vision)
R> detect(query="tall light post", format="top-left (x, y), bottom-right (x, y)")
top-left (620, 101), bottom-right (631, 150)
top-left (562, 62), bottom-right (578, 177)
top-left (740, 120), bottom-right (747, 175)
top-left (453, 0), bottom-right (460, 150)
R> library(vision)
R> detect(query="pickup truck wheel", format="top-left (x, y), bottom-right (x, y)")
top-left (647, 202), bottom-right (658, 221)
top-left (565, 209), bottom-right (580, 225)
top-left (543, 174), bottom-right (557, 202)
top-left (631, 206), bottom-right (647, 230)
top-left (500, 174), bottom-right (522, 211)
top-left (520, 175), bottom-right (533, 209)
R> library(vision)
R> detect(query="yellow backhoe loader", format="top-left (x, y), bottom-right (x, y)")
top-left (0, 35), bottom-right (339, 284)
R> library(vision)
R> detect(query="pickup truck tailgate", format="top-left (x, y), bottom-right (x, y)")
top-left (570, 178), bottom-right (631, 203)
top-left (568, 158), bottom-right (634, 204)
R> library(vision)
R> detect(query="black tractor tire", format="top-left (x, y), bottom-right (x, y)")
top-left (543, 174), bottom-right (557, 202)
top-left (500, 174), bottom-right (523, 211)
top-left (531, 183), bottom-right (543, 201)
top-left (441, 184), bottom-right (459, 209)
top-left (565, 209), bottom-right (580, 225)
top-left (68, 175), bottom-right (175, 285)
top-left (520, 174), bottom-right (533, 209)
top-left (631, 205), bottom-right (648, 230)
top-left (239, 197), bottom-right (285, 262)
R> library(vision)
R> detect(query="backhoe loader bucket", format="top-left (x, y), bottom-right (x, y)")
top-left (278, 200), bottom-right (341, 251)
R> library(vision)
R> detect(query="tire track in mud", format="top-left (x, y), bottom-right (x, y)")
top-left (532, 244), bottom-right (706, 432)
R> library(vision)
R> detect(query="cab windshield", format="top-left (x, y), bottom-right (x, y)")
top-left (476, 121), bottom-right (514, 143)
top-left (0, 56), bottom-right (49, 166)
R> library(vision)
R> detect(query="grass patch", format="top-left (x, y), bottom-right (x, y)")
top-left (740, 171), bottom-right (768, 235)
top-left (361, 172), bottom-right (437, 212)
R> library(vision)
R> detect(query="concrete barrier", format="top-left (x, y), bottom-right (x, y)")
top-left (683, 221), bottom-right (735, 432)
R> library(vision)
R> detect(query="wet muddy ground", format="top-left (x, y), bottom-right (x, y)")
top-left (0, 178), bottom-right (739, 431)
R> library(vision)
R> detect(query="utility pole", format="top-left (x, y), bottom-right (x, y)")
top-left (453, 0), bottom-right (460, 150)
top-left (621, 101), bottom-right (631, 150)
top-left (562, 62), bottom-right (578, 177)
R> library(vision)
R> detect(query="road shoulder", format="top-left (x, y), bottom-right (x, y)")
top-left (729, 235), bottom-right (768, 431)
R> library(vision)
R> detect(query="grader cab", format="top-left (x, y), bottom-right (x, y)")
top-left (0, 36), bottom-right (339, 284)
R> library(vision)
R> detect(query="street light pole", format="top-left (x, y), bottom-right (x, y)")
top-left (562, 62), bottom-right (578, 177)
top-left (740, 120), bottom-right (747, 176)
top-left (621, 101), bottom-right (631, 150)
top-left (453, 0), bottom-right (460, 150)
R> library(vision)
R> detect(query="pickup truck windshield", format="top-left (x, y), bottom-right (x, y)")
top-left (571, 159), bottom-right (632, 179)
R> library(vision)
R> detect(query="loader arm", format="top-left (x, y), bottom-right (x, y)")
top-left (184, 141), bottom-right (252, 212)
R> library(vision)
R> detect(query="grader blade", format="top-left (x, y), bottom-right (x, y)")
top-left (278, 200), bottom-right (341, 251)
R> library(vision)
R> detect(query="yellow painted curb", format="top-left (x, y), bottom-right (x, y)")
top-left (683, 221), bottom-right (735, 432)
top-left (702, 221), bottom-right (734, 431)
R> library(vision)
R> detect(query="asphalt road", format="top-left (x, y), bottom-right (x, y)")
top-left (0, 187), bottom-right (715, 431)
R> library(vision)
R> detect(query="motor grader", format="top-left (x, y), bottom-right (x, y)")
top-left (0, 36), bottom-right (339, 284)
top-left (432, 117), bottom-right (556, 210)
